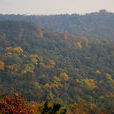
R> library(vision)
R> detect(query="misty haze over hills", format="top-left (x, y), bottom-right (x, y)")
top-left (0, 10), bottom-right (114, 41)
top-left (0, 9), bottom-right (114, 113)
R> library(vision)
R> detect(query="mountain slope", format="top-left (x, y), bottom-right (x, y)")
top-left (0, 21), bottom-right (114, 108)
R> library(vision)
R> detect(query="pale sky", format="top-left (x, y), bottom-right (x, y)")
top-left (0, 0), bottom-right (114, 15)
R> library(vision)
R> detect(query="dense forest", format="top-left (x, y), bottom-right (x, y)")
top-left (0, 20), bottom-right (114, 113)
top-left (0, 10), bottom-right (114, 41)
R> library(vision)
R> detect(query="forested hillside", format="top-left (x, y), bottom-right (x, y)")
top-left (0, 20), bottom-right (114, 113)
top-left (0, 10), bottom-right (114, 40)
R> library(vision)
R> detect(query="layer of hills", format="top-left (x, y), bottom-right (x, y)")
top-left (0, 20), bottom-right (114, 112)
top-left (0, 10), bottom-right (114, 41)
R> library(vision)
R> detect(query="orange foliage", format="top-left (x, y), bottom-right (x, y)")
top-left (21, 70), bottom-right (27, 74)
top-left (63, 32), bottom-right (68, 40)
top-left (84, 78), bottom-right (97, 89)
top-left (7, 52), bottom-right (12, 56)
top-left (37, 26), bottom-right (43, 38)
top-left (30, 54), bottom-right (39, 64)
top-left (13, 47), bottom-right (23, 53)
top-left (96, 70), bottom-right (101, 75)
top-left (75, 42), bottom-right (82, 48)
top-left (54, 76), bottom-right (61, 82)
top-left (0, 61), bottom-right (4, 71)
top-left (60, 73), bottom-right (69, 80)
top-left (45, 83), bottom-right (58, 88)
top-left (49, 60), bottom-right (56, 65)
top-left (105, 92), bottom-right (114, 98)
top-left (40, 31), bottom-right (43, 38)
top-left (30, 54), bottom-right (38, 58)
top-left (6, 47), bottom-right (23, 54)
top-left (0, 93), bottom-right (34, 113)
top-left (75, 79), bottom-right (80, 83)
top-left (80, 37), bottom-right (88, 46)
top-left (90, 104), bottom-right (96, 110)
top-left (39, 63), bottom-right (51, 69)
top-left (31, 58), bottom-right (38, 64)
top-left (7, 65), bottom-right (18, 72)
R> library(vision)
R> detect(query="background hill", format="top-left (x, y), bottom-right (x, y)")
top-left (0, 20), bottom-right (114, 111)
top-left (0, 10), bottom-right (114, 41)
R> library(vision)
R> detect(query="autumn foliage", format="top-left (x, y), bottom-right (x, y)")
top-left (0, 61), bottom-right (4, 71)
top-left (60, 73), bottom-right (69, 80)
top-left (0, 93), bottom-right (34, 114)
top-left (0, 21), bottom-right (114, 113)
top-left (0, 94), bottom-right (67, 114)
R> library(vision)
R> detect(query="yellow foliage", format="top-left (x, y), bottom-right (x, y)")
top-left (44, 83), bottom-right (58, 88)
top-left (40, 63), bottom-right (51, 69)
top-left (76, 42), bottom-right (82, 48)
top-left (34, 82), bottom-right (39, 87)
top-left (23, 54), bottom-right (27, 58)
top-left (13, 47), bottom-right (23, 53)
top-left (49, 60), bottom-right (56, 65)
top-left (80, 37), bottom-right (89, 46)
top-left (100, 96), bottom-right (104, 99)
top-left (21, 64), bottom-right (34, 74)
top-left (105, 73), bottom-right (112, 80)
top-left (90, 104), bottom-right (96, 109)
top-left (0, 61), bottom-right (4, 71)
top-left (84, 78), bottom-right (97, 89)
top-left (21, 70), bottom-right (27, 74)
top-left (96, 70), bottom-right (101, 75)
top-left (40, 60), bottom-right (55, 68)
top-left (60, 73), bottom-right (69, 80)
top-left (48, 103), bottom-right (53, 108)
top-left (99, 80), bottom-right (103, 84)
top-left (54, 76), bottom-right (61, 82)
top-left (46, 92), bottom-right (54, 100)
top-left (6, 47), bottom-right (23, 54)
top-left (75, 79), bottom-right (80, 83)
top-left (7, 52), bottom-right (12, 55)
top-left (31, 58), bottom-right (38, 64)
top-left (89, 79), bottom-right (94, 82)
top-left (7, 65), bottom-right (18, 72)
top-left (69, 103), bottom-right (87, 114)
top-left (23, 64), bottom-right (34, 73)
top-left (45, 83), bottom-right (50, 87)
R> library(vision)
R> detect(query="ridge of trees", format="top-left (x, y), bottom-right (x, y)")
top-left (0, 21), bottom-right (113, 112)
top-left (0, 10), bottom-right (114, 40)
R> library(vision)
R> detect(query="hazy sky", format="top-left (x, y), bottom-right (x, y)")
top-left (0, 0), bottom-right (114, 15)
